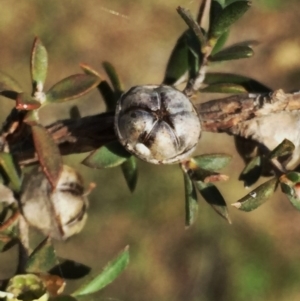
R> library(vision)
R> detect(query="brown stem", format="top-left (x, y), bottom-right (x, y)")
top-left (6, 89), bottom-right (300, 166)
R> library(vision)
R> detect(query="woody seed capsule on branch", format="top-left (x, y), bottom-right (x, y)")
top-left (115, 85), bottom-right (201, 164)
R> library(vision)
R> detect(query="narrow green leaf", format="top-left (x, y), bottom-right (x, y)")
top-left (183, 170), bottom-right (198, 227)
top-left (82, 141), bottom-right (131, 169)
top-left (0, 152), bottom-right (22, 192)
top-left (46, 74), bottom-right (101, 103)
top-left (191, 154), bottom-right (232, 171)
top-left (31, 37), bottom-right (48, 90)
top-left (102, 62), bottom-right (123, 95)
top-left (211, 30), bottom-right (230, 56)
top-left (239, 156), bottom-right (262, 187)
top-left (72, 246), bottom-right (130, 296)
top-left (26, 237), bottom-right (58, 273)
top-left (209, 0), bottom-right (224, 29)
top-left (16, 92), bottom-right (41, 110)
top-left (80, 63), bottom-right (117, 112)
top-left (195, 181), bottom-right (231, 223)
top-left (209, 1), bottom-right (251, 41)
top-left (232, 177), bottom-right (278, 212)
top-left (201, 83), bottom-right (247, 93)
top-left (268, 139), bottom-right (295, 159)
top-left (163, 30), bottom-right (201, 85)
top-left (121, 156), bottom-right (138, 192)
top-left (280, 180), bottom-right (300, 211)
top-left (32, 124), bottom-right (63, 188)
top-left (210, 44), bottom-right (253, 61)
top-left (204, 72), bottom-right (271, 92)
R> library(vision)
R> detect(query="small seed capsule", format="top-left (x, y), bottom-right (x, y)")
top-left (115, 85), bottom-right (201, 164)
top-left (20, 165), bottom-right (88, 240)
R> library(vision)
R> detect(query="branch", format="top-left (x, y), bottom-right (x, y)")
top-left (6, 89), bottom-right (300, 166)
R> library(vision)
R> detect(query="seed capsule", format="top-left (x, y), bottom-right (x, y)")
top-left (20, 165), bottom-right (88, 240)
top-left (115, 85), bottom-right (201, 164)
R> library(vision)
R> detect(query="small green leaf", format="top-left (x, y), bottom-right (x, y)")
top-left (201, 83), bottom-right (247, 93)
top-left (46, 74), bottom-right (101, 103)
top-left (0, 152), bottom-right (22, 192)
top-left (32, 124), bottom-right (63, 188)
top-left (209, 1), bottom-right (251, 41)
top-left (121, 156), bottom-right (138, 192)
top-left (163, 30), bottom-right (201, 85)
top-left (280, 179), bottom-right (300, 211)
top-left (72, 246), bottom-right (129, 296)
top-left (80, 63), bottom-right (117, 112)
top-left (102, 62), bottom-right (123, 95)
top-left (211, 30), bottom-right (230, 56)
top-left (191, 153), bottom-right (232, 171)
top-left (232, 177), bottom-right (278, 212)
top-left (82, 141), bottom-right (131, 168)
top-left (183, 170), bottom-right (198, 227)
top-left (195, 181), bottom-right (231, 223)
top-left (31, 37), bottom-right (48, 90)
top-left (26, 237), bottom-right (58, 273)
top-left (285, 172), bottom-right (300, 183)
top-left (268, 139), bottom-right (295, 159)
top-left (204, 72), bottom-right (271, 92)
top-left (239, 156), bottom-right (262, 187)
top-left (210, 44), bottom-right (253, 61)
top-left (16, 92), bottom-right (41, 110)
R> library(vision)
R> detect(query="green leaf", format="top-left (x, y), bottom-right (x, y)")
top-left (191, 154), bottom-right (232, 171)
top-left (195, 181), bottom-right (231, 223)
top-left (211, 30), bottom-right (230, 56)
top-left (239, 156), bottom-right (262, 187)
top-left (183, 170), bottom-right (198, 227)
top-left (210, 0), bottom-right (224, 28)
top-left (26, 237), bottom-right (58, 273)
top-left (201, 83), bottom-right (247, 93)
top-left (102, 62), bottom-right (123, 95)
top-left (268, 139), bottom-right (295, 159)
top-left (16, 92), bottom-right (41, 110)
top-left (204, 72), bottom-right (271, 92)
top-left (72, 246), bottom-right (130, 296)
top-left (82, 141), bottom-right (131, 168)
top-left (232, 177), bottom-right (278, 212)
top-left (46, 74), bottom-right (101, 103)
top-left (284, 171), bottom-right (300, 183)
top-left (280, 181), bottom-right (300, 211)
top-left (210, 44), bottom-right (253, 61)
top-left (121, 156), bottom-right (138, 192)
top-left (163, 30), bottom-right (202, 85)
top-left (32, 124), bottom-right (63, 188)
top-left (80, 63), bottom-right (117, 112)
top-left (31, 37), bottom-right (48, 90)
top-left (209, 1), bottom-right (251, 41)
top-left (0, 152), bottom-right (22, 192)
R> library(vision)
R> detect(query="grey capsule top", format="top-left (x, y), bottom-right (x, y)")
top-left (115, 85), bottom-right (201, 164)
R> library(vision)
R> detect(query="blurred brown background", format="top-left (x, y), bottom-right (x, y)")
top-left (2, 0), bottom-right (300, 300)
